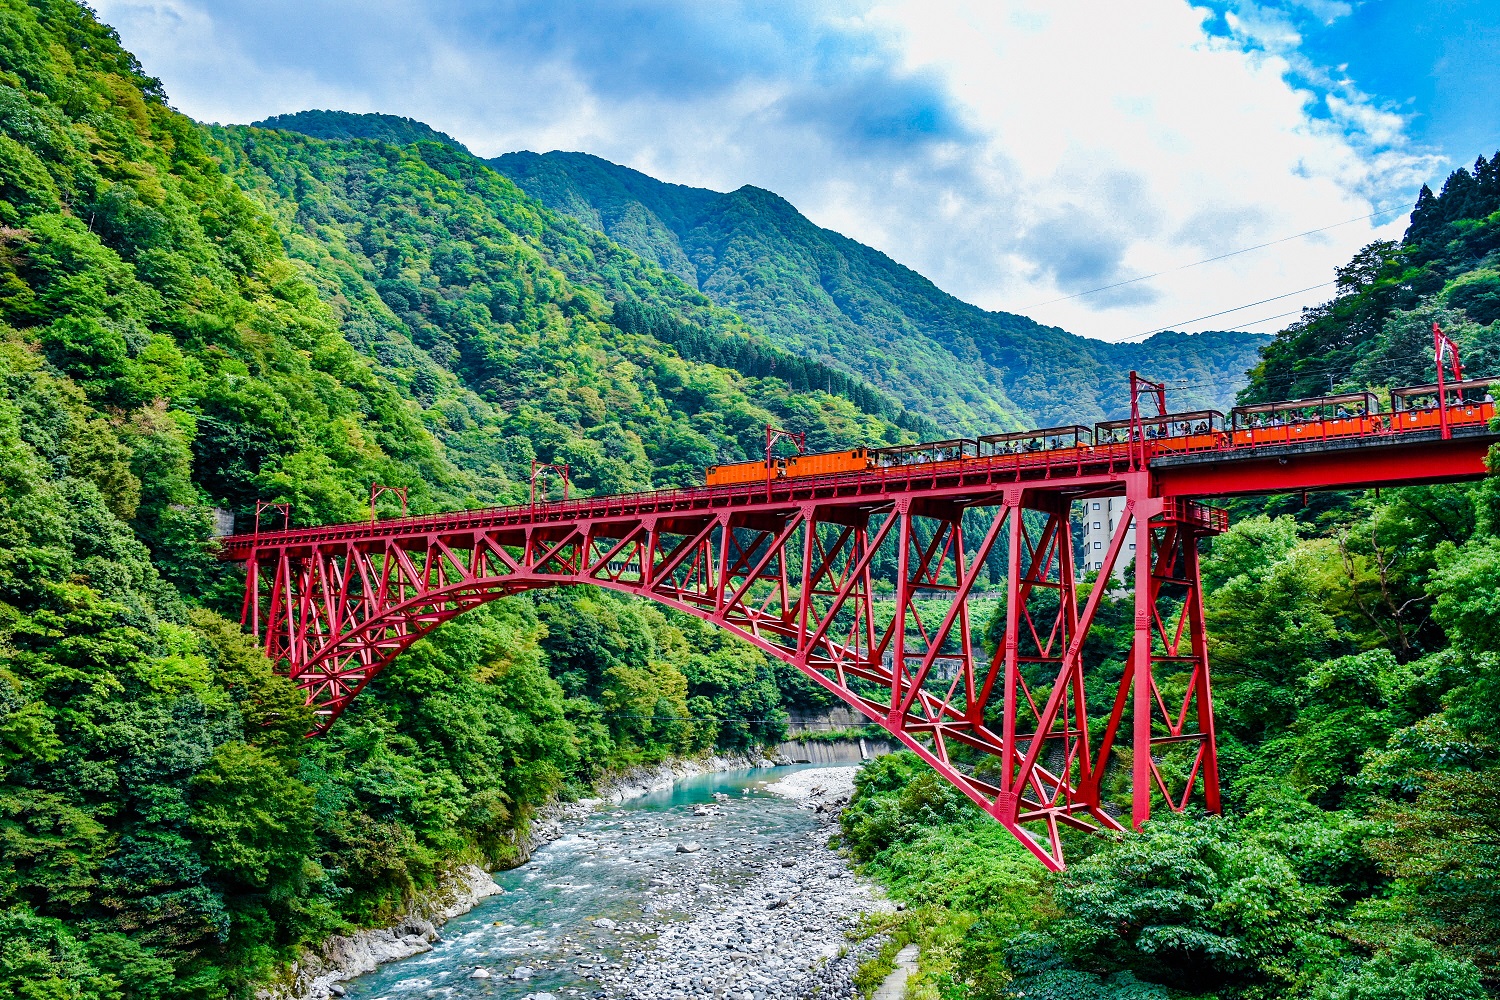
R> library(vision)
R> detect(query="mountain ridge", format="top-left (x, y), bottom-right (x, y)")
top-left (488, 147), bottom-right (1271, 427)
top-left (242, 110), bottom-right (1267, 431)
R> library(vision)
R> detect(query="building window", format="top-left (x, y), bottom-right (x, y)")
top-left (1129, 542), bottom-right (1136, 550)
top-left (1092, 502), bottom-right (1101, 510)
top-left (1092, 521), bottom-right (1101, 529)
top-left (1093, 541), bottom-right (1102, 550)
top-left (1094, 561), bottom-right (1103, 570)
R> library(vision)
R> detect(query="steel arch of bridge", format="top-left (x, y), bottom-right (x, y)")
top-left (233, 466), bottom-right (1226, 871)
top-left (223, 421), bottom-right (1497, 870)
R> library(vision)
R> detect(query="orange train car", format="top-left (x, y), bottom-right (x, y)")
top-left (1390, 377), bottom-right (1496, 432)
top-left (787, 447), bottom-right (873, 478)
top-left (1094, 410), bottom-right (1225, 453)
top-left (706, 447), bottom-right (875, 487)
top-left (1229, 391), bottom-right (1381, 446)
top-left (705, 458), bottom-right (779, 487)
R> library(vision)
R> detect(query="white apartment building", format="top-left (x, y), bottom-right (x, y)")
top-left (1080, 497), bottom-right (1135, 583)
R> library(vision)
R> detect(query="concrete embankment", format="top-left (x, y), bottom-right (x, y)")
top-left (774, 737), bottom-right (895, 765)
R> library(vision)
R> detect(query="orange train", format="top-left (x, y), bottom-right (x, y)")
top-left (703, 379), bottom-right (1498, 488)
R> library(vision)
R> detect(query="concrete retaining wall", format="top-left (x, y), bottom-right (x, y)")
top-left (775, 738), bottom-right (896, 765)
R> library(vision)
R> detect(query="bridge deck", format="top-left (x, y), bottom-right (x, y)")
top-left (221, 423), bottom-right (1497, 557)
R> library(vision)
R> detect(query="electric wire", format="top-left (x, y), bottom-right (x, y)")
top-left (1024, 204), bottom-right (1410, 310)
top-left (1113, 281), bottom-right (1337, 343)
top-left (1217, 308), bottom-right (1304, 332)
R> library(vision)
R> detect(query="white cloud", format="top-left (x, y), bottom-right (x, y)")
top-left (96, 0), bottom-right (1438, 342)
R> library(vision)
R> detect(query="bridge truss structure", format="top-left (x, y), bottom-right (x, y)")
top-left (221, 387), bottom-right (1496, 870)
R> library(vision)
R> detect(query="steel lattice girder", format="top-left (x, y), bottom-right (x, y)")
top-left (236, 471), bottom-right (1226, 870)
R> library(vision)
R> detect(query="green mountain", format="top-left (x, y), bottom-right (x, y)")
top-left (490, 149), bottom-right (1270, 429)
top-left (252, 109), bottom-right (470, 152)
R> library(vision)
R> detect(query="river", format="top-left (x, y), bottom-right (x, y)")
top-left (341, 765), bottom-right (888, 1000)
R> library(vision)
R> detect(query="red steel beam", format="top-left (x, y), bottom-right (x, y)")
top-left (1154, 434), bottom-right (1493, 497)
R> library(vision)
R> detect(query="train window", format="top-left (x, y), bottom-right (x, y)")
top-left (1231, 391), bottom-right (1381, 429)
top-left (978, 425), bottom-right (1090, 457)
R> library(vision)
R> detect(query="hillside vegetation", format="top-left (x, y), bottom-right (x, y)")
top-left (840, 156), bottom-right (1500, 1000)
top-left (0, 3), bottom-right (852, 996)
top-left (490, 149), bottom-right (1269, 430)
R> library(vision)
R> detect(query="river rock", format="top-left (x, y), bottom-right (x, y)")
top-left (676, 842), bottom-right (702, 853)
top-left (470, 968), bottom-right (491, 979)
top-left (593, 918), bottom-right (617, 929)
top-left (512, 966), bottom-right (535, 979)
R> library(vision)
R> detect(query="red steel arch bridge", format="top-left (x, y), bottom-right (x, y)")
top-left (219, 377), bottom-right (1497, 871)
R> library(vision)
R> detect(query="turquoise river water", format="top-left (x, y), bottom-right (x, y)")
top-left (344, 765), bottom-right (835, 1000)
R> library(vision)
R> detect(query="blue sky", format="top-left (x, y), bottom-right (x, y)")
top-left (1201, 0), bottom-right (1498, 168)
top-left (97, 0), bottom-right (1496, 341)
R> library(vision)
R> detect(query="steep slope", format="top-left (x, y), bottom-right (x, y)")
top-left (212, 127), bottom-right (921, 486)
top-left (0, 4), bottom-right (861, 996)
top-left (491, 150), bottom-right (1270, 429)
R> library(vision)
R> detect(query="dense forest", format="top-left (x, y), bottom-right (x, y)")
top-left (839, 155), bottom-right (1500, 1000)
top-left (0, 2), bottom-right (853, 996)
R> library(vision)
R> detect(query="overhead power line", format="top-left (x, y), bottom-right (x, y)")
top-left (1025, 204), bottom-right (1409, 310)
top-left (1115, 281), bottom-right (1337, 343)
top-left (1219, 308), bottom-right (1304, 332)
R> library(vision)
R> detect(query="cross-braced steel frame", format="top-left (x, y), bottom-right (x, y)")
top-left (236, 469), bottom-right (1225, 870)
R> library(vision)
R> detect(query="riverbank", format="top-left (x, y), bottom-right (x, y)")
top-left (595, 765), bottom-right (895, 1000)
top-left (255, 751), bottom-right (785, 1000)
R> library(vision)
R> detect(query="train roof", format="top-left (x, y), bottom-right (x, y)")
top-left (1232, 390), bottom-right (1380, 415)
top-left (978, 425), bottom-right (1092, 444)
top-left (1390, 375), bottom-right (1500, 399)
top-left (872, 438), bottom-right (975, 455)
top-left (1094, 409), bottom-right (1224, 431)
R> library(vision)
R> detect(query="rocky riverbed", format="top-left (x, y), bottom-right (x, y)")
top-left (334, 764), bottom-right (891, 1000)
top-left (595, 766), bottom-right (891, 1000)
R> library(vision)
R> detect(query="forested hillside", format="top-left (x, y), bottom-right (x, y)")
top-left (489, 149), bottom-right (1269, 429)
top-left (838, 156), bottom-right (1500, 1000)
top-left (1245, 153), bottom-right (1500, 402)
top-left (239, 109), bottom-right (943, 441)
top-left (252, 110), bottom-right (470, 152)
top-left (0, 3), bottom-right (859, 996)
